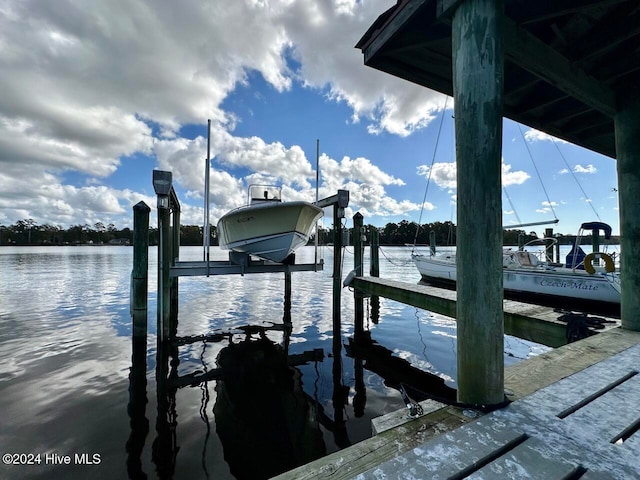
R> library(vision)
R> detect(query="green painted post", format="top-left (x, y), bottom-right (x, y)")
top-left (614, 94), bottom-right (640, 331)
top-left (452, 0), bottom-right (505, 405)
top-left (354, 212), bottom-right (364, 337)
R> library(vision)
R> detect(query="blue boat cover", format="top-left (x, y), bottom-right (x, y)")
top-left (580, 222), bottom-right (612, 240)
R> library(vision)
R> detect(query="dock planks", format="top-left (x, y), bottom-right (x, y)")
top-left (273, 329), bottom-right (640, 480)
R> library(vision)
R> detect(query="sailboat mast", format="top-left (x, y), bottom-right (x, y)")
top-left (315, 139), bottom-right (320, 266)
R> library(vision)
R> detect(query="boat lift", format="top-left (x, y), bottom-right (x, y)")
top-left (146, 169), bottom-right (349, 343)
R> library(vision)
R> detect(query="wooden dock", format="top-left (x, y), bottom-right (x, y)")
top-left (273, 328), bottom-right (640, 479)
top-left (351, 277), bottom-right (620, 348)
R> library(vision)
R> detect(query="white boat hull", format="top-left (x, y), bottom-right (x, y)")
top-left (412, 254), bottom-right (621, 306)
top-left (217, 201), bottom-right (322, 263)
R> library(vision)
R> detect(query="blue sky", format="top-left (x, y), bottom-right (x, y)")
top-left (0, 0), bottom-right (619, 236)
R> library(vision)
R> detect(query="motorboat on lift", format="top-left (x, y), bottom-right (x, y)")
top-left (217, 185), bottom-right (323, 263)
top-left (412, 222), bottom-right (621, 313)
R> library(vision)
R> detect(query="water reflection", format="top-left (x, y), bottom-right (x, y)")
top-left (129, 315), bottom-right (331, 480)
top-left (213, 332), bottom-right (326, 479)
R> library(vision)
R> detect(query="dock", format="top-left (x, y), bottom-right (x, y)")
top-left (351, 277), bottom-right (620, 348)
top-left (273, 328), bottom-right (640, 479)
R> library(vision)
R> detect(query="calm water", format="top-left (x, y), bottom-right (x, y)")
top-left (0, 245), bottom-right (551, 479)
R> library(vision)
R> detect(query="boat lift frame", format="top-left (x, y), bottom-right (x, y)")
top-left (149, 169), bottom-right (349, 343)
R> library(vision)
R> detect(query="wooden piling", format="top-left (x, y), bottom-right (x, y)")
top-left (284, 270), bottom-right (292, 327)
top-left (131, 201), bottom-right (150, 351)
top-left (545, 228), bottom-right (554, 262)
top-left (332, 203), bottom-right (343, 334)
top-left (429, 230), bottom-right (436, 255)
top-left (370, 228), bottom-right (380, 277)
top-left (169, 206), bottom-right (180, 337)
top-left (614, 94), bottom-right (640, 331)
top-left (370, 228), bottom-right (380, 324)
top-left (452, 0), bottom-right (505, 405)
top-left (353, 212), bottom-right (364, 337)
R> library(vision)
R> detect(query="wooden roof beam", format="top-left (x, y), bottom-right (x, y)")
top-left (503, 18), bottom-right (616, 117)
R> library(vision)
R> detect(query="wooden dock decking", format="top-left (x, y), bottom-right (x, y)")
top-left (273, 328), bottom-right (640, 480)
top-left (351, 277), bottom-right (620, 347)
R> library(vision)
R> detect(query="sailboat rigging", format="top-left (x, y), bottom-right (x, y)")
top-left (410, 106), bottom-right (620, 315)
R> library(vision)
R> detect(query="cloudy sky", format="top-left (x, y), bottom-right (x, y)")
top-left (0, 0), bottom-right (620, 235)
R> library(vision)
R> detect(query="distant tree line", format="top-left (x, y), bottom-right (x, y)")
top-left (0, 218), bottom-right (619, 247)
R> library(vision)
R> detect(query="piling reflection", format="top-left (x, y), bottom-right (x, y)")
top-left (346, 331), bottom-right (457, 404)
top-left (126, 330), bottom-right (149, 479)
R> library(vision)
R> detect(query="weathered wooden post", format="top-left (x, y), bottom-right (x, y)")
top-left (370, 228), bottom-right (380, 277)
top-left (128, 202), bottom-right (151, 478)
top-left (127, 209), bottom-right (150, 473)
top-left (131, 201), bottom-right (150, 347)
top-left (591, 228), bottom-right (600, 266)
top-left (369, 228), bottom-right (380, 325)
top-left (332, 201), bottom-right (344, 334)
top-left (452, 0), bottom-right (505, 405)
top-left (545, 228), bottom-right (554, 262)
top-left (429, 230), bottom-right (437, 256)
top-left (614, 93), bottom-right (640, 331)
top-left (153, 170), bottom-right (173, 343)
top-left (353, 212), bottom-right (365, 336)
top-left (283, 269), bottom-right (292, 327)
top-left (169, 199), bottom-right (180, 338)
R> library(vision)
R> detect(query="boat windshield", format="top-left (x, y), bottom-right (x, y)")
top-left (248, 184), bottom-right (282, 204)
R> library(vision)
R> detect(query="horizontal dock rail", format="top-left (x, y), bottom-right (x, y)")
top-left (351, 276), bottom-right (619, 348)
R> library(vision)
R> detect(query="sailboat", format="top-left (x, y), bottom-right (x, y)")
top-left (412, 221), bottom-right (620, 313)
top-left (411, 102), bottom-right (620, 314)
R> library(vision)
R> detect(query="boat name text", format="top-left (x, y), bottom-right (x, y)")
top-left (539, 279), bottom-right (599, 290)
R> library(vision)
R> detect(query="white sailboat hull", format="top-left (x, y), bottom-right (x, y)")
top-left (412, 253), bottom-right (621, 306)
top-left (217, 201), bottom-right (323, 263)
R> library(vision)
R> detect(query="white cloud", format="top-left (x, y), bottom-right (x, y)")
top-left (558, 164), bottom-right (598, 175)
top-left (524, 129), bottom-right (568, 143)
top-left (573, 164), bottom-right (597, 174)
top-left (0, 0), bottom-right (446, 227)
top-left (417, 160), bottom-right (529, 189)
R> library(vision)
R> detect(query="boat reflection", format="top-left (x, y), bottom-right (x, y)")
top-left (213, 332), bottom-right (326, 479)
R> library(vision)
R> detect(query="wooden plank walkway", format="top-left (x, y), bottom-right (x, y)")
top-left (351, 277), bottom-right (620, 347)
top-left (273, 328), bottom-right (640, 480)
top-left (356, 341), bottom-right (640, 479)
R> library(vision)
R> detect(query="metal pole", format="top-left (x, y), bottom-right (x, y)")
top-left (204, 119), bottom-right (211, 265)
top-left (315, 139), bottom-right (320, 269)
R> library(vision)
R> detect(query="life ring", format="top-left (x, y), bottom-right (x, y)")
top-left (584, 252), bottom-right (615, 274)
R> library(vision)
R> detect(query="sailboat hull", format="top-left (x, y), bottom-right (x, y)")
top-left (412, 253), bottom-right (621, 313)
top-left (217, 201), bottom-right (323, 263)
